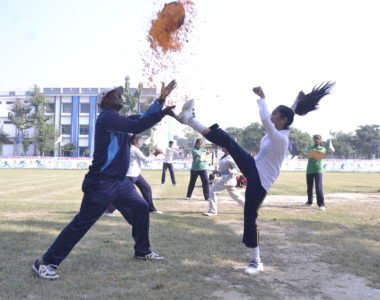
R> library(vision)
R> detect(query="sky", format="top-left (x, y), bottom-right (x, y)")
top-left (1, 0), bottom-right (379, 139)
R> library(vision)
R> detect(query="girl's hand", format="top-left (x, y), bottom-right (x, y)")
top-left (253, 86), bottom-right (265, 99)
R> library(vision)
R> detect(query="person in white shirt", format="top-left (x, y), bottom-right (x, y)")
top-left (173, 82), bottom-right (335, 275)
top-left (161, 141), bottom-right (178, 185)
top-left (127, 135), bottom-right (162, 214)
top-left (203, 147), bottom-right (244, 216)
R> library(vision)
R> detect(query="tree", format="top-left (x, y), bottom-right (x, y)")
top-left (328, 131), bottom-right (356, 158)
top-left (0, 130), bottom-right (11, 156)
top-left (8, 98), bottom-right (33, 155)
top-left (35, 124), bottom-right (56, 156)
top-left (63, 142), bottom-right (76, 157)
top-left (354, 125), bottom-right (380, 159)
top-left (289, 128), bottom-right (311, 158)
top-left (225, 126), bottom-right (244, 142)
top-left (21, 133), bottom-right (32, 155)
top-left (120, 76), bottom-right (143, 116)
top-left (240, 122), bottom-right (266, 154)
top-left (29, 85), bottom-right (51, 155)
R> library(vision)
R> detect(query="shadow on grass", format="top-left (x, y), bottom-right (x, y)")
top-left (1, 211), bottom-right (281, 299)
top-left (2, 206), bottom-right (380, 299)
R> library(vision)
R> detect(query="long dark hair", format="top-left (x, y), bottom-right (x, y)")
top-left (280, 81), bottom-right (336, 128)
top-left (295, 81), bottom-right (336, 116)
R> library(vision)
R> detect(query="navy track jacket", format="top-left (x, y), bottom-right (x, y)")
top-left (86, 108), bottom-right (165, 181)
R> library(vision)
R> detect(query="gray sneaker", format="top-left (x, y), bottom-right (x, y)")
top-left (32, 259), bottom-right (59, 280)
top-left (134, 251), bottom-right (165, 260)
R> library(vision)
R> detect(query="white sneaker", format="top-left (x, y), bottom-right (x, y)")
top-left (152, 210), bottom-right (163, 214)
top-left (134, 251), bottom-right (165, 260)
top-left (184, 197), bottom-right (190, 200)
top-left (245, 261), bottom-right (264, 275)
top-left (319, 206), bottom-right (326, 211)
top-left (202, 212), bottom-right (217, 217)
top-left (32, 259), bottom-right (59, 280)
top-left (176, 99), bottom-right (195, 124)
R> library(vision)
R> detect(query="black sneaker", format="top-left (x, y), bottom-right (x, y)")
top-left (304, 202), bottom-right (312, 206)
top-left (32, 259), bottom-right (59, 280)
top-left (134, 251), bottom-right (165, 260)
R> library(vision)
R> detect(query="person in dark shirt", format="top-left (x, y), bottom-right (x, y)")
top-left (32, 81), bottom-right (176, 280)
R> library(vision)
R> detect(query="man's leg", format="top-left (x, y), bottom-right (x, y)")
top-left (306, 174), bottom-right (314, 204)
top-left (168, 163), bottom-right (176, 185)
top-left (42, 179), bottom-right (118, 266)
top-left (315, 173), bottom-right (325, 207)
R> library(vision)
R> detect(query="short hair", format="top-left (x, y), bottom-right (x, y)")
top-left (169, 140), bottom-right (174, 144)
top-left (130, 134), bottom-right (142, 144)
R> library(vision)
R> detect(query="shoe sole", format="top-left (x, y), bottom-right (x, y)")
top-left (134, 256), bottom-right (165, 261)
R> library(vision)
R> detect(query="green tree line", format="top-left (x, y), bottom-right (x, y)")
top-left (223, 123), bottom-right (380, 159)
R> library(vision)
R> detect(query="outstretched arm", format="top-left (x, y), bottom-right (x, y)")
top-left (140, 80), bottom-right (177, 118)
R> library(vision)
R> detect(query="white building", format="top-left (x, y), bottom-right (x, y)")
top-left (0, 86), bottom-right (175, 157)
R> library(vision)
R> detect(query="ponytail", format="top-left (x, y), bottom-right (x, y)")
top-left (294, 81), bottom-right (336, 116)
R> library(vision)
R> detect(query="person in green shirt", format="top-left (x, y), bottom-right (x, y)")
top-left (185, 138), bottom-right (210, 200)
top-left (305, 134), bottom-right (326, 210)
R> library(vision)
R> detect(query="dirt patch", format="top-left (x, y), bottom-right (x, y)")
top-left (211, 193), bottom-right (380, 299)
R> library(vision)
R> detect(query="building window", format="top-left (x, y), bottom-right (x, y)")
top-left (6, 101), bottom-right (13, 104)
top-left (80, 103), bottom-right (90, 113)
top-left (61, 124), bottom-right (71, 135)
top-left (46, 103), bottom-right (55, 113)
top-left (62, 103), bottom-right (72, 113)
top-left (79, 125), bottom-right (89, 135)
top-left (4, 120), bottom-right (13, 124)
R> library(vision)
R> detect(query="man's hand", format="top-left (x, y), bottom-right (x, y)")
top-left (253, 86), bottom-right (265, 99)
top-left (159, 80), bottom-right (177, 104)
top-left (162, 105), bottom-right (176, 117)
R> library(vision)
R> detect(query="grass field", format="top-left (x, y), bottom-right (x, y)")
top-left (0, 169), bottom-right (379, 299)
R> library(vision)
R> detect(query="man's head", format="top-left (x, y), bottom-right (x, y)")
top-left (168, 140), bottom-right (174, 147)
top-left (313, 134), bottom-right (322, 146)
top-left (97, 86), bottom-right (124, 112)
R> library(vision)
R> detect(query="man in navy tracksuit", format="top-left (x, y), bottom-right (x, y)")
top-left (32, 81), bottom-right (176, 280)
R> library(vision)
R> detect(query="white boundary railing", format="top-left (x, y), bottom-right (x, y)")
top-left (1, 157), bottom-right (380, 172)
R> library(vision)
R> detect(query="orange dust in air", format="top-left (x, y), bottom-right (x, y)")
top-left (149, 1), bottom-right (186, 53)
top-left (142, 0), bottom-right (196, 84)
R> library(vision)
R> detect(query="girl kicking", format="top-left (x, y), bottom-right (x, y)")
top-left (173, 82), bottom-right (335, 275)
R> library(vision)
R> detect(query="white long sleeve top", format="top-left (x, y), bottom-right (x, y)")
top-left (127, 145), bottom-right (155, 177)
top-left (218, 154), bottom-right (239, 187)
top-left (254, 99), bottom-right (290, 191)
top-left (164, 147), bottom-right (178, 163)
